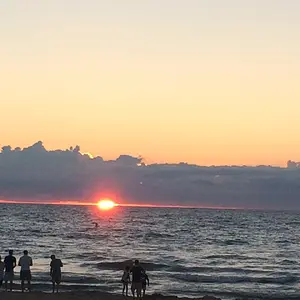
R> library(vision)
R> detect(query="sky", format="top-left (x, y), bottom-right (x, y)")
top-left (1, 0), bottom-right (300, 166)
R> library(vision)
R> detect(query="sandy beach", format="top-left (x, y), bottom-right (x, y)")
top-left (0, 292), bottom-right (220, 300)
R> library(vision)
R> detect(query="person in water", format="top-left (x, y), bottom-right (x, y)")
top-left (141, 270), bottom-right (149, 298)
top-left (93, 222), bottom-right (99, 228)
top-left (18, 250), bottom-right (33, 292)
top-left (121, 265), bottom-right (131, 296)
top-left (50, 255), bottom-right (63, 293)
top-left (131, 260), bottom-right (144, 300)
top-left (4, 250), bottom-right (16, 292)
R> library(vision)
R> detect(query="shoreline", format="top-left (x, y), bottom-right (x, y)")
top-left (0, 291), bottom-right (221, 300)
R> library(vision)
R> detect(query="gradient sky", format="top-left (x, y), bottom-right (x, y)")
top-left (1, 0), bottom-right (299, 166)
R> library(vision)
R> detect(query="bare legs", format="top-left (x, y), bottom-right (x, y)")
top-left (52, 282), bottom-right (60, 293)
top-left (122, 283), bottom-right (128, 296)
top-left (132, 284), bottom-right (142, 300)
top-left (137, 287), bottom-right (142, 300)
top-left (5, 280), bottom-right (13, 292)
top-left (21, 280), bottom-right (31, 292)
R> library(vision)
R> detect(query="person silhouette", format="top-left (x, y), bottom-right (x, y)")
top-left (131, 260), bottom-right (144, 300)
top-left (121, 265), bottom-right (131, 296)
top-left (141, 270), bottom-right (150, 298)
top-left (4, 250), bottom-right (16, 292)
top-left (0, 256), bottom-right (4, 289)
top-left (18, 250), bottom-right (33, 292)
top-left (50, 255), bottom-right (63, 293)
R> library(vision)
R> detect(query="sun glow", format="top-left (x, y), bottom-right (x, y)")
top-left (97, 199), bottom-right (116, 210)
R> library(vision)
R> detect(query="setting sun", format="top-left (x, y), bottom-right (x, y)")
top-left (97, 199), bottom-right (116, 211)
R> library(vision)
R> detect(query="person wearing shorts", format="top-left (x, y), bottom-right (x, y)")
top-left (4, 250), bottom-right (16, 292)
top-left (50, 255), bottom-right (63, 293)
top-left (18, 250), bottom-right (33, 292)
top-left (131, 260), bottom-right (144, 300)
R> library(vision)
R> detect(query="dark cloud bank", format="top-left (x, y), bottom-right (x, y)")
top-left (1, 142), bottom-right (300, 210)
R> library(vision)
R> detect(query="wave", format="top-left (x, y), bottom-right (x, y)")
top-left (61, 276), bottom-right (101, 284)
top-left (218, 239), bottom-right (249, 246)
top-left (285, 221), bottom-right (300, 226)
top-left (96, 260), bottom-right (169, 271)
top-left (275, 239), bottom-right (293, 244)
top-left (73, 254), bottom-right (106, 261)
top-left (168, 286), bottom-right (300, 300)
top-left (143, 232), bottom-right (175, 239)
top-left (171, 273), bottom-right (298, 285)
top-left (65, 233), bottom-right (110, 240)
top-left (202, 254), bottom-right (264, 260)
top-left (31, 273), bottom-right (102, 285)
top-left (170, 266), bottom-right (267, 274)
top-left (19, 283), bottom-right (114, 293)
top-left (279, 259), bottom-right (298, 265)
top-left (93, 260), bottom-right (268, 275)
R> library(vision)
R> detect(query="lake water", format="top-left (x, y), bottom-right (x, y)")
top-left (0, 203), bottom-right (300, 299)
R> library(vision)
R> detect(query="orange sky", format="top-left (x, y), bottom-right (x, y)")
top-left (1, 1), bottom-right (300, 167)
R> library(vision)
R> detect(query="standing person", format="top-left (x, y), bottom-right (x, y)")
top-left (0, 256), bottom-right (5, 289)
top-left (50, 255), bottom-right (63, 293)
top-left (131, 260), bottom-right (144, 300)
top-left (18, 250), bottom-right (33, 292)
top-left (4, 250), bottom-right (16, 292)
top-left (141, 270), bottom-right (149, 298)
top-left (121, 265), bottom-right (131, 296)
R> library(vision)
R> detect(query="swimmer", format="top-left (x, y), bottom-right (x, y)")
top-left (92, 222), bottom-right (99, 228)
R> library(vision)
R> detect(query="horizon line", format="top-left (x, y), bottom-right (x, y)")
top-left (0, 200), bottom-right (294, 212)
top-left (0, 199), bottom-right (242, 210)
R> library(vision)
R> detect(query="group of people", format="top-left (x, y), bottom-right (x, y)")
top-left (0, 251), bottom-right (149, 299)
top-left (0, 250), bottom-right (63, 293)
top-left (122, 260), bottom-right (150, 299)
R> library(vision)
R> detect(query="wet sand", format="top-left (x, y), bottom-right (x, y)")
top-left (0, 292), bottom-right (221, 300)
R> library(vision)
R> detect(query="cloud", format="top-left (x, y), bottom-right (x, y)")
top-left (0, 142), bottom-right (300, 210)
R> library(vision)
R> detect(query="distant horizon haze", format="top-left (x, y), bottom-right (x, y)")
top-left (0, 199), bottom-right (241, 210)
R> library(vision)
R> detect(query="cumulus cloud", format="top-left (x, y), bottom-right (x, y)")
top-left (0, 142), bottom-right (300, 210)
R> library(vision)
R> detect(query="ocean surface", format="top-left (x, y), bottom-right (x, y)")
top-left (0, 203), bottom-right (300, 300)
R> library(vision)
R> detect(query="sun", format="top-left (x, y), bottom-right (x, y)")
top-left (97, 199), bottom-right (116, 210)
